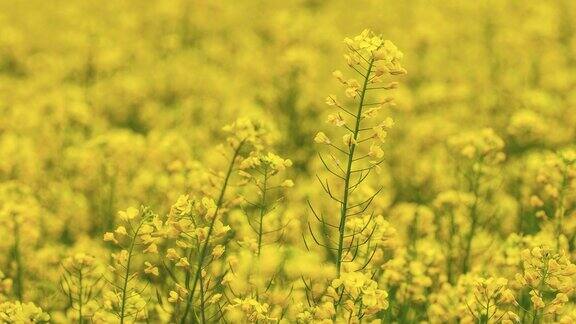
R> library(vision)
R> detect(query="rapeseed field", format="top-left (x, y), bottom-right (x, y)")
top-left (0, 1), bottom-right (575, 323)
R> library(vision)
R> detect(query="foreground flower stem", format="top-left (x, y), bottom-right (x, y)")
top-left (180, 141), bottom-right (245, 324)
top-left (461, 169), bottom-right (481, 274)
top-left (532, 264), bottom-right (549, 324)
top-left (119, 221), bottom-right (144, 324)
top-left (257, 166), bottom-right (269, 256)
top-left (336, 57), bottom-right (375, 277)
top-left (199, 274), bottom-right (207, 323)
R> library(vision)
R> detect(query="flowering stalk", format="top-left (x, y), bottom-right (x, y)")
top-left (60, 254), bottom-right (103, 324)
top-left (464, 277), bottom-right (517, 324)
top-left (180, 140), bottom-right (245, 324)
top-left (103, 207), bottom-right (156, 323)
top-left (334, 57), bottom-right (375, 276)
top-left (531, 264), bottom-right (548, 324)
top-left (118, 221), bottom-right (144, 324)
top-left (461, 167), bottom-right (481, 274)
top-left (257, 167), bottom-right (269, 256)
top-left (310, 30), bottom-right (406, 278)
top-left (515, 247), bottom-right (575, 324)
top-left (239, 152), bottom-right (293, 256)
top-left (447, 128), bottom-right (505, 274)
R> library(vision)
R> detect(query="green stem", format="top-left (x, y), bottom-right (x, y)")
top-left (462, 170), bottom-right (481, 274)
top-left (257, 167), bottom-right (269, 256)
top-left (336, 57), bottom-right (375, 277)
top-left (532, 263), bottom-right (549, 324)
top-left (447, 210), bottom-right (456, 284)
top-left (482, 296), bottom-right (490, 324)
top-left (119, 221), bottom-right (145, 324)
top-left (180, 141), bottom-right (245, 324)
top-left (199, 274), bottom-right (206, 324)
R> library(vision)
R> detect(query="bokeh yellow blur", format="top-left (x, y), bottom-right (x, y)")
top-left (0, 0), bottom-right (575, 323)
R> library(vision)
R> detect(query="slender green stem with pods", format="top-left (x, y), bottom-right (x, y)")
top-left (336, 57), bottom-right (375, 276)
top-left (180, 141), bottom-right (245, 324)
top-left (119, 221), bottom-right (145, 324)
top-left (257, 167), bottom-right (268, 256)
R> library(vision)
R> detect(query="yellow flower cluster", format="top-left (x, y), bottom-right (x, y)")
top-left (448, 128), bottom-right (506, 166)
top-left (330, 272), bottom-right (389, 317)
top-left (464, 277), bottom-right (518, 323)
top-left (0, 301), bottom-right (50, 323)
top-left (226, 297), bottom-right (275, 323)
top-left (60, 253), bottom-right (104, 322)
top-left (516, 247), bottom-right (576, 318)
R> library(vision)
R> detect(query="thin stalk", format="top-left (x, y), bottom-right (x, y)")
top-left (180, 141), bottom-right (245, 324)
top-left (462, 170), bottom-right (481, 274)
top-left (532, 263), bottom-right (549, 324)
top-left (447, 210), bottom-right (456, 284)
top-left (199, 274), bottom-right (206, 324)
top-left (336, 57), bottom-right (375, 276)
top-left (257, 167), bottom-right (269, 256)
top-left (119, 221), bottom-right (145, 324)
top-left (408, 210), bottom-right (420, 258)
top-left (482, 294), bottom-right (490, 324)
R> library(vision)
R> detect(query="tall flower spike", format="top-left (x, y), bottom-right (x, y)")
top-left (60, 253), bottom-right (104, 323)
top-left (239, 151), bottom-right (293, 255)
top-left (103, 206), bottom-right (156, 323)
top-left (178, 118), bottom-right (267, 324)
top-left (446, 128), bottom-right (506, 274)
top-left (309, 29), bottom-right (406, 280)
